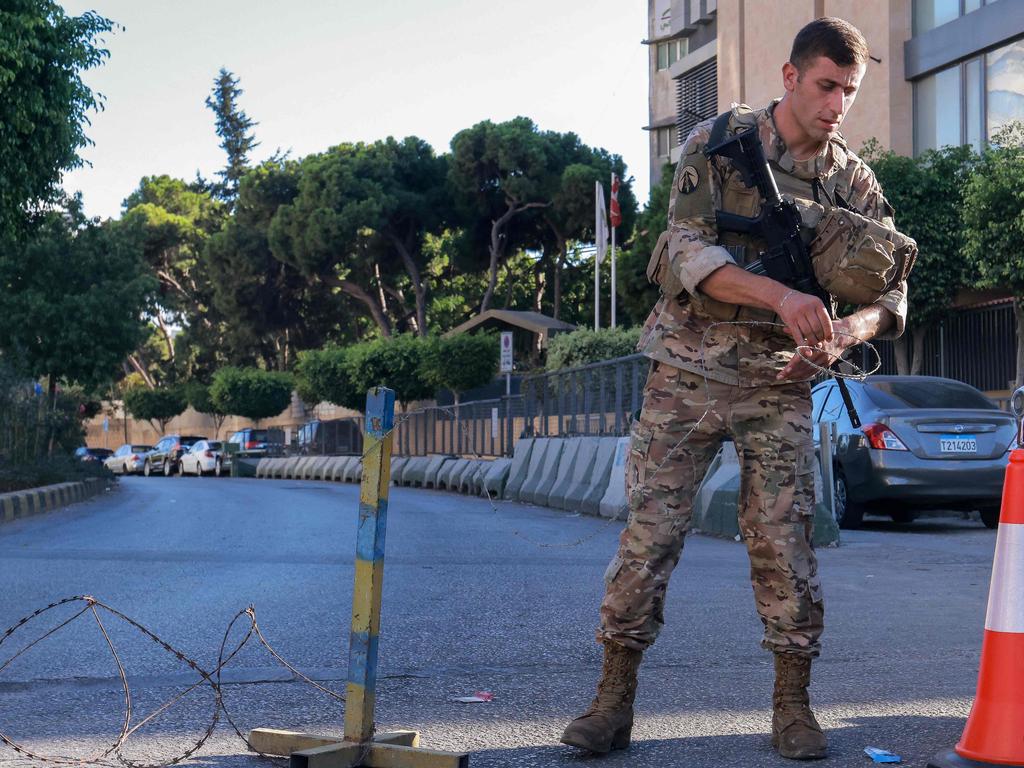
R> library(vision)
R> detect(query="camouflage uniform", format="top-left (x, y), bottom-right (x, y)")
top-left (598, 100), bottom-right (907, 657)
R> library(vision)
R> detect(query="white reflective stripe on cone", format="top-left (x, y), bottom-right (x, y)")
top-left (985, 522), bottom-right (1024, 633)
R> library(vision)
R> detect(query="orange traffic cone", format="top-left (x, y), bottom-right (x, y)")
top-left (929, 449), bottom-right (1024, 768)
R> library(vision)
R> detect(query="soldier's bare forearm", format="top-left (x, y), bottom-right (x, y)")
top-left (697, 263), bottom-right (791, 313)
top-left (838, 304), bottom-right (895, 348)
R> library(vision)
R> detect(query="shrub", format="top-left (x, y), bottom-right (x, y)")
top-left (545, 327), bottom-right (641, 371)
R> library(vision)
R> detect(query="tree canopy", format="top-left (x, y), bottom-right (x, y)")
top-left (210, 366), bottom-right (294, 423)
top-left (123, 385), bottom-right (187, 435)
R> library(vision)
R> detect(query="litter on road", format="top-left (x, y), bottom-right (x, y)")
top-left (864, 746), bottom-right (901, 763)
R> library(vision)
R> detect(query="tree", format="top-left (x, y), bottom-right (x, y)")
top-left (0, 199), bottom-right (155, 407)
top-left (184, 380), bottom-right (228, 438)
top-left (0, 2), bottom-right (113, 239)
top-left (617, 162), bottom-right (674, 327)
top-left (123, 385), bottom-right (187, 435)
top-left (962, 122), bottom-right (1024, 386)
top-left (205, 160), bottom-right (346, 369)
top-left (423, 334), bottom-right (499, 404)
top-left (205, 68), bottom-right (259, 202)
top-left (345, 334), bottom-right (435, 409)
top-left (118, 175), bottom-right (225, 371)
top-left (448, 117), bottom-right (555, 314)
top-left (210, 366), bottom-right (294, 424)
top-left (545, 327), bottom-right (642, 371)
top-left (863, 141), bottom-right (978, 374)
top-left (294, 346), bottom-right (363, 411)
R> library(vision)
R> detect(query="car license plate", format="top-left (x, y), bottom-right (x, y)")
top-left (940, 435), bottom-right (977, 453)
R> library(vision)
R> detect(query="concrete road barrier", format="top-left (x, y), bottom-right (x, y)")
top-left (342, 457), bottom-right (362, 483)
top-left (515, 438), bottom-right (557, 504)
top-left (597, 437), bottom-right (631, 520)
top-left (547, 438), bottom-right (591, 508)
top-left (579, 437), bottom-right (622, 516)
top-left (482, 458), bottom-right (513, 497)
top-left (438, 458), bottom-right (469, 490)
top-left (402, 457), bottom-right (431, 487)
top-left (523, 439), bottom-right (565, 506)
top-left (280, 456), bottom-right (300, 479)
top-left (502, 439), bottom-right (535, 500)
top-left (1, 478), bottom-right (106, 525)
top-left (555, 438), bottom-right (601, 511)
top-left (390, 457), bottom-right (409, 486)
top-left (459, 460), bottom-right (485, 493)
top-left (255, 459), bottom-right (270, 479)
top-left (423, 455), bottom-right (452, 489)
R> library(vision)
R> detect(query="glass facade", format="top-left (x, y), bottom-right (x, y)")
top-left (913, 0), bottom-right (999, 35)
top-left (987, 39), bottom-right (1024, 139)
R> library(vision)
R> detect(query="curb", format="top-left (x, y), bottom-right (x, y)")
top-left (0, 478), bottom-right (108, 525)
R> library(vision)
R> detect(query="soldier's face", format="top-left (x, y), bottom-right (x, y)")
top-left (782, 56), bottom-right (866, 143)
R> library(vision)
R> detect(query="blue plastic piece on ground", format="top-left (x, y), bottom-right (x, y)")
top-left (864, 747), bottom-right (901, 763)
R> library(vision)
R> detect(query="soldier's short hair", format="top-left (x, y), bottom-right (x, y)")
top-left (789, 17), bottom-right (869, 72)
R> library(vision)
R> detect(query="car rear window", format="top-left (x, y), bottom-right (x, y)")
top-left (250, 430), bottom-right (269, 441)
top-left (181, 436), bottom-right (204, 446)
top-left (865, 380), bottom-right (998, 410)
top-left (209, 441), bottom-right (222, 450)
top-left (132, 445), bottom-right (153, 452)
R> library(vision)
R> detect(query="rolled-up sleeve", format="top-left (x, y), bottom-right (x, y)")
top-left (872, 280), bottom-right (907, 340)
top-left (666, 122), bottom-right (734, 297)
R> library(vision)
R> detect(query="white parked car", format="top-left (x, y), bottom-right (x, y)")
top-left (178, 440), bottom-right (224, 477)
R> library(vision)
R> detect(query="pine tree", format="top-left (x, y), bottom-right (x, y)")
top-left (205, 68), bottom-right (259, 202)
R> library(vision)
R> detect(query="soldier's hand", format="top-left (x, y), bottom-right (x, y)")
top-left (777, 318), bottom-right (853, 381)
top-left (776, 289), bottom-right (833, 347)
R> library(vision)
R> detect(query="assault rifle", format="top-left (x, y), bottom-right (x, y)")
top-left (703, 124), bottom-right (862, 428)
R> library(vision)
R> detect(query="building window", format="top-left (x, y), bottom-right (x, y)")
top-left (913, 0), bottom-right (1000, 35)
top-left (676, 56), bottom-right (718, 143)
top-left (655, 126), bottom-right (679, 157)
top-left (656, 38), bottom-right (687, 71)
top-left (987, 39), bottom-right (1024, 140)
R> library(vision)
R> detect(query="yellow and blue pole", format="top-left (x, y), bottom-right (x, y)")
top-left (344, 387), bottom-right (395, 744)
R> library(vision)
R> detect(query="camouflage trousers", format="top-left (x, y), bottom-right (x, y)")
top-left (598, 361), bottom-right (824, 656)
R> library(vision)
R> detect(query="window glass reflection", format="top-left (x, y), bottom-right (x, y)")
top-left (913, 0), bottom-right (960, 35)
top-left (915, 65), bottom-right (962, 152)
top-left (987, 40), bottom-right (1024, 140)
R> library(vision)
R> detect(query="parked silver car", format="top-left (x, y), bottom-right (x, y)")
top-left (812, 376), bottom-right (1017, 529)
top-left (103, 444), bottom-right (153, 475)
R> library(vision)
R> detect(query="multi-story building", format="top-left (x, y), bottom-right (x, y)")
top-left (644, 0), bottom-right (1024, 394)
top-left (646, 0), bottom-right (1024, 188)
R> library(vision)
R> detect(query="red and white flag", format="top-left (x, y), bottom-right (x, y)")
top-left (609, 173), bottom-right (622, 228)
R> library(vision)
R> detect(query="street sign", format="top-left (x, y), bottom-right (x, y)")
top-left (491, 407), bottom-right (499, 439)
top-left (500, 331), bottom-right (513, 373)
top-left (102, 417), bottom-right (109, 433)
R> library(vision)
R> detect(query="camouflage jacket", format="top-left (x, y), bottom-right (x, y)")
top-left (639, 100), bottom-right (908, 387)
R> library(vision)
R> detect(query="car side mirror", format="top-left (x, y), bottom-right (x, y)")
top-left (1012, 385), bottom-right (1024, 447)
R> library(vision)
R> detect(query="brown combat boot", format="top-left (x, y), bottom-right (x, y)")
top-left (560, 642), bottom-right (642, 753)
top-left (771, 653), bottom-right (828, 760)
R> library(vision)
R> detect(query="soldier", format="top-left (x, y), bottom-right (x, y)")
top-left (561, 17), bottom-right (912, 761)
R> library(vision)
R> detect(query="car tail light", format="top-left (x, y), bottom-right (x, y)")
top-left (862, 423), bottom-right (909, 451)
top-left (246, 440), bottom-right (257, 449)
top-left (204, 450), bottom-right (214, 458)
top-left (130, 454), bottom-right (138, 462)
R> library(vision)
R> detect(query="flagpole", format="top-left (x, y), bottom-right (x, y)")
top-left (611, 225), bottom-right (617, 329)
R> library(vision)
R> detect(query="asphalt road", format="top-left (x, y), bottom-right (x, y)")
top-left (0, 476), bottom-right (1000, 768)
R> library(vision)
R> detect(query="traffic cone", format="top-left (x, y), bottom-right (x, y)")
top-left (928, 449), bottom-right (1024, 768)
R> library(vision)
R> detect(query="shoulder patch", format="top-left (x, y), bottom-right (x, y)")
top-left (673, 152), bottom-right (713, 223)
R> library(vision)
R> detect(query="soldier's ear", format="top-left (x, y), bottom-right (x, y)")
top-left (782, 61), bottom-right (800, 93)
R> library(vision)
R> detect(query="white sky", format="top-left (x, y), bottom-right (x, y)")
top-left (59, 1), bottom-right (651, 221)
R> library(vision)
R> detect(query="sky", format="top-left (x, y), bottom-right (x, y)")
top-left (59, 0), bottom-right (651, 221)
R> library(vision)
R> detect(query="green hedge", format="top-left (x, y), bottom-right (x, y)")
top-left (545, 327), bottom-right (641, 371)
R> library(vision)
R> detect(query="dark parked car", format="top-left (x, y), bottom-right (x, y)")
top-left (75, 446), bottom-right (113, 464)
top-left (812, 376), bottom-right (1017, 529)
top-left (226, 428), bottom-right (283, 457)
top-left (103, 444), bottom-right (154, 475)
top-left (296, 418), bottom-right (363, 456)
top-left (144, 435), bottom-right (205, 477)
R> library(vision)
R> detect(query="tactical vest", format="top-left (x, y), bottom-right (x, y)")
top-left (692, 106), bottom-right (845, 324)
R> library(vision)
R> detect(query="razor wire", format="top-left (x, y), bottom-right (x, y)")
top-left (0, 596), bottom-right (346, 768)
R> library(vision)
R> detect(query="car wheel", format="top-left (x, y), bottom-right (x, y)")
top-left (196, 462), bottom-right (203, 477)
top-left (980, 506), bottom-right (1001, 529)
top-left (178, 461), bottom-right (186, 477)
top-left (833, 471), bottom-right (864, 529)
top-left (144, 461), bottom-right (152, 477)
top-left (163, 460), bottom-right (172, 477)
top-left (214, 460), bottom-right (223, 478)
top-left (123, 463), bottom-right (130, 475)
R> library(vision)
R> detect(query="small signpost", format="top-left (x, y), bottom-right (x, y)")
top-left (500, 331), bottom-right (513, 396)
top-left (249, 387), bottom-right (469, 768)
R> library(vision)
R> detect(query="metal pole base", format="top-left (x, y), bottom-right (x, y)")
top-left (928, 749), bottom-right (1024, 768)
top-left (249, 728), bottom-right (469, 768)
